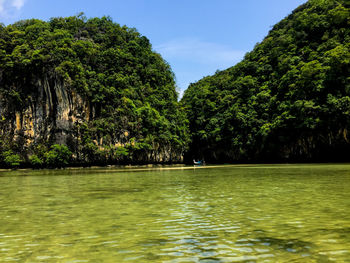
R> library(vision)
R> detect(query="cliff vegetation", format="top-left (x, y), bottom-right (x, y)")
top-left (0, 14), bottom-right (189, 168)
top-left (182, 0), bottom-right (350, 162)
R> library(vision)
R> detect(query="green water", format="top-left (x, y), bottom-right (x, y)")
top-left (0, 164), bottom-right (350, 263)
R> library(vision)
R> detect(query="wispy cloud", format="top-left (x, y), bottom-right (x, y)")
top-left (0, 0), bottom-right (5, 14)
top-left (12, 0), bottom-right (25, 10)
top-left (155, 38), bottom-right (246, 96)
top-left (0, 0), bottom-right (26, 17)
top-left (155, 38), bottom-right (245, 66)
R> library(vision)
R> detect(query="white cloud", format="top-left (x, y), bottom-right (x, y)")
top-left (12, 0), bottom-right (25, 10)
top-left (0, 0), bottom-right (26, 17)
top-left (155, 38), bottom-right (245, 66)
top-left (0, 0), bottom-right (5, 14)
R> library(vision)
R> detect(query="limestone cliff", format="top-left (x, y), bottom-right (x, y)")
top-left (0, 75), bottom-right (87, 152)
top-left (0, 16), bottom-right (189, 166)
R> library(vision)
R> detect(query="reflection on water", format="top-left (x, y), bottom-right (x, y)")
top-left (0, 164), bottom-right (350, 262)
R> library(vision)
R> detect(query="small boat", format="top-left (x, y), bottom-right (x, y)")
top-left (193, 160), bottom-right (203, 165)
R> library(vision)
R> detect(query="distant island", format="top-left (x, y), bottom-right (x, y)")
top-left (0, 0), bottom-right (349, 168)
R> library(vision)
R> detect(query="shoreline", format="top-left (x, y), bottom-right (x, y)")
top-left (1, 162), bottom-right (350, 174)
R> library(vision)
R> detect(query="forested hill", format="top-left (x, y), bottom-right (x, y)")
top-left (0, 15), bottom-right (189, 167)
top-left (182, 0), bottom-right (350, 163)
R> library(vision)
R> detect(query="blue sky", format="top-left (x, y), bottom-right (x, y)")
top-left (0, 0), bottom-right (307, 96)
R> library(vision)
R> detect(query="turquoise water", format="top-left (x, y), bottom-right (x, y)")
top-left (0, 164), bottom-right (349, 262)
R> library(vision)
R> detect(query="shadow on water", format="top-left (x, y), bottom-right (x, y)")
top-left (251, 236), bottom-right (313, 253)
top-left (316, 227), bottom-right (350, 241)
top-left (85, 187), bottom-right (144, 199)
top-left (319, 227), bottom-right (350, 234)
top-left (138, 238), bottom-right (171, 247)
top-left (199, 258), bottom-right (223, 263)
top-left (236, 232), bottom-right (334, 262)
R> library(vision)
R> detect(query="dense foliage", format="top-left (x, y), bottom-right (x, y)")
top-left (182, 0), bottom-right (350, 162)
top-left (0, 14), bottom-right (189, 167)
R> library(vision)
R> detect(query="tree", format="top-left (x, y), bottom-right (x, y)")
top-left (182, 0), bottom-right (350, 163)
top-left (3, 150), bottom-right (22, 168)
top-left (45, 144), bottom-right (72, 167)
top-left (0, 15), bottom-right (190, 166)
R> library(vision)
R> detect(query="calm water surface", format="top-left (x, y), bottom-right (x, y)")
top-left (0, 164), bottom-right (349, 262)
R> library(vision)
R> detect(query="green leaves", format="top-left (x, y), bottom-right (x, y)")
top-left (29, 154), bottom-right (44, 168)
top-left (44, 144), bottom-right (72, 167)
top-left (182, 0), bottom-right (350, 162)
top-left (2, 150), bottom-right (22, 168)
top-left (0, 14), bottom-right (189, 165)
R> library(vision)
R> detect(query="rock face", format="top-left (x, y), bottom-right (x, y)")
top-left (0, 16), bottom-right (189, 165)
top-left (0, 76), bottom-right (89, 165)
top-left (0, 76), bottom-right (86, 148)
